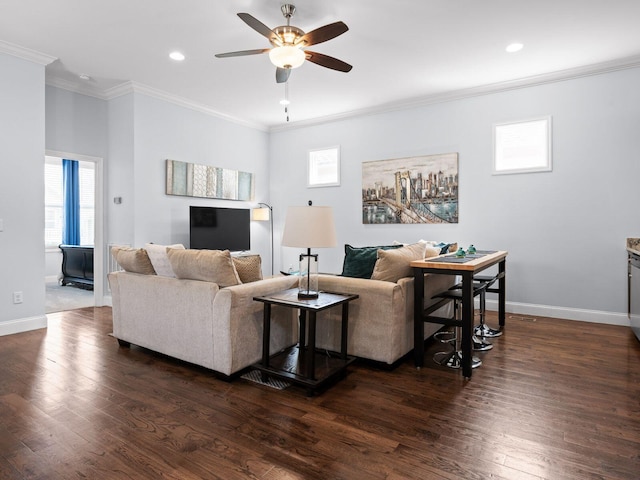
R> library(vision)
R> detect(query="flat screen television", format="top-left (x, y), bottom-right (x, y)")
top-left (189, 206), bottom-right (250, 251)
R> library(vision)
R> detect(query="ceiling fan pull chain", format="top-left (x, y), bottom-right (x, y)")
top-left (285, 81), bottom-right (290, 122)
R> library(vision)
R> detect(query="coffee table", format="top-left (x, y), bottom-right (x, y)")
top-left (253, 288), bottom-right (358, 394)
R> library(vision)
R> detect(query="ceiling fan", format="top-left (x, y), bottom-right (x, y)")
top-left (215, 4), bottom-right (352, 84)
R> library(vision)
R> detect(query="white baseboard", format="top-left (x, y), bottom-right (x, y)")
top-left (103, 295), bottom-right (112, 307)
top-left (0, 315), bottom-right (48, 337)
top-left (484, 299), bottom-right (629, 327)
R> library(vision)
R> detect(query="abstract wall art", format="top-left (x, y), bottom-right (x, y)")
top-left (166, 159), bottom-right (254, 201)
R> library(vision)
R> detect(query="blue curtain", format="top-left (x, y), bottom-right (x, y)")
top-left (62, 159), bottom-right (80, 245)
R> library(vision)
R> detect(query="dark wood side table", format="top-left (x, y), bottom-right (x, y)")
top-left (411, 250), bottom-right (508, 379)
top-left (253, 288), bottom-right (358, 394)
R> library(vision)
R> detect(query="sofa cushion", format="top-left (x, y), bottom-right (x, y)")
top-left (232, 255), bottom-right (263, 283)
top-left (145, 243), bottom-right (185, 277)
top-left (167, 248), bottom-right (241, 287)
top-left (371, 242), bottom-right (434, 282)
top-left (341, 244), bottom-right (402, 278)
top-left (424, 246), bottom-right (442, 259)
top-left (112, 247), bottom-right (156, 275)
top-left (394, 240), bottom-right (458, 254)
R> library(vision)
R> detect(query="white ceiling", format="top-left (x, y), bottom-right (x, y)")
top-left (2, 0), bottom-right (640, 129)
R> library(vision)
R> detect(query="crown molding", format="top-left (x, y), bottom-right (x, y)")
top-left (104, 81), bottom-right (268, 132)
top-left (102, 81), bottom-right (135, 99)
top-left (42, 52), bottom-right (640, 134)
top-left (46, 78), bottom-right (268, 132)
top-left (269, 54), bottom-right (640, 132)
top-left (45, 76), bottom-right (108, 100)
top-left (0, 39), bottom-right (57, 65)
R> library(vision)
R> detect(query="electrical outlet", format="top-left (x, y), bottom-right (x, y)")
top-left (13, 291), bottom-right (23, 304)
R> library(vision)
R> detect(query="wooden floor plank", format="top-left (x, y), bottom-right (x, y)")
top-left (0, 307), bottom-right (639, 479)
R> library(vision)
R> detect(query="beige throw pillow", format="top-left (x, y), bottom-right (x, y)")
top-left (424, 246), bottom-right (442, 259)
top-left (145, 243), bottom-right (185, 277)
top-left (167, 249), bottom-right (241, 287)
top-left (112, 247), bottom-right (156, 275)
top-left (371, 242), bottom-right (427, 283)
top-left (232, 255), bottom-right (263, 283)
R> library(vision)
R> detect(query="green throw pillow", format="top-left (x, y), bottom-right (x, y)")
top-left (341, 244), bottom-right (402, 279)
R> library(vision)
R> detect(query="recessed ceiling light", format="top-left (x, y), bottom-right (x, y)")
top-left (169, 51), bottom-right (185, 61)
top-left (79, 74), bottom-right (91, 80)
top-left (506, 43), bottom-right (524, 53)
top-left (279, 99), bottom-right (290, 106)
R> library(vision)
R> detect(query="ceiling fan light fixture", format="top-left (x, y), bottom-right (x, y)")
top-left (269, 45), bottom-right (305, 69)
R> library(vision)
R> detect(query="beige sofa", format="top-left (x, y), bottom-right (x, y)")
top-left (313, 272), bottom-right (454, 365)
top-left (109, 271), bottom-right (300, 377)
top-left (108, 245), bottom-right (301, 378)
top-left (108, 241), bottom-right (454, 376)
top-left (302, 241), bottom-right (457, 366)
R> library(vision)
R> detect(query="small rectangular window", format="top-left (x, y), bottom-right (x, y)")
top-left (308, 146), bottom-right (340, 187)
top-left (493, 116), bottom-right (552, 175)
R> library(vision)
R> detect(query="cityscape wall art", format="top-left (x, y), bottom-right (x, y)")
top-left (362, 153), bottom-right (458, 224)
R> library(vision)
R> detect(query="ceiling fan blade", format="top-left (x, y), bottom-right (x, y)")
top-left (215, 48), bottom-right (270, 58)
top-left (298, 21), bottom-right (348, 47)
top-left (305, 51), bottom-right (352, 72)
top-left (237, 13), bottom-right (276, 40)
top-left (276, 67), bottom-right (291, 84)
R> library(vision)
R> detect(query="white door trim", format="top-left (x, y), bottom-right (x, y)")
top-left (46, 149), bottom-right (105, 307)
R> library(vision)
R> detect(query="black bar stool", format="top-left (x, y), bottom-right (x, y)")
top-left (432, 329), bottom-right (458, 368)
top-left (431, 284), bottom-right (486, 369)
top-left (473, 275), bottom-right (503, 339)
top-left (447, 279), bottom-right (494, 351)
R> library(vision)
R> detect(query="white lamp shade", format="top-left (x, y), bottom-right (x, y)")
top-left (269, 46), bottom-right (305, 69)
top-left (281, 206), bottom-right (337, 248)
top-left (252, 207), bottom-right (270, 221)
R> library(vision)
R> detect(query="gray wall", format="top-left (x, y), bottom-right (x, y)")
top-left (106, 93), bottom-right (136, 248)
top-left (45, 86), bottom-right (108, 282)
top-left (269, 67), bottom-right (640, 324)
top-left (123, 93), bottom-right (270, 254)
top-left (45, 85), bottom-right (108, 157)
top-left (0, 53), bottom-right (47, 334)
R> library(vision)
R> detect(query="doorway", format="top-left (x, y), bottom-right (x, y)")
top-left (44, 150), bottom-right (104, 312)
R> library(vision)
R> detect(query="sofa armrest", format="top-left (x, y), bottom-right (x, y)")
top-left (397, 272), bottom-right (457, 312)
top-left (315, 273), bottom-right (455, 364)
top-left (212, 275), bottom-right (300, 375)
top-left (316, 274), bottom-right (406, 361)
top-left (108, 271), bottom-right (220, 368)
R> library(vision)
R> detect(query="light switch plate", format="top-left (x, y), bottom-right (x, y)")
top-left (0, 219), bottom-right (3, 231)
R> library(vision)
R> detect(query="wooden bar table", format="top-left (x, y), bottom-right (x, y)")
top-left (411, 250), bottom-right (508, 378)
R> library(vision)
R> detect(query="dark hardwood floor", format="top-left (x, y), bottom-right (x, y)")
top-left (1, 307), bottom-right (639, 479)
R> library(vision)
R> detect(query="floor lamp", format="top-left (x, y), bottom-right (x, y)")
top-left (252, 203), bottom-right (273, 275)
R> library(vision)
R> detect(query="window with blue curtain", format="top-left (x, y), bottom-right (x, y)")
top-left (62, 159), bottom-right (80, 245)
top-left (45, 157), bottom-right (95, 248)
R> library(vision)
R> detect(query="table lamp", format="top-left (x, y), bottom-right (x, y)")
top-left (281, 202), bottom-right (337, 298)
